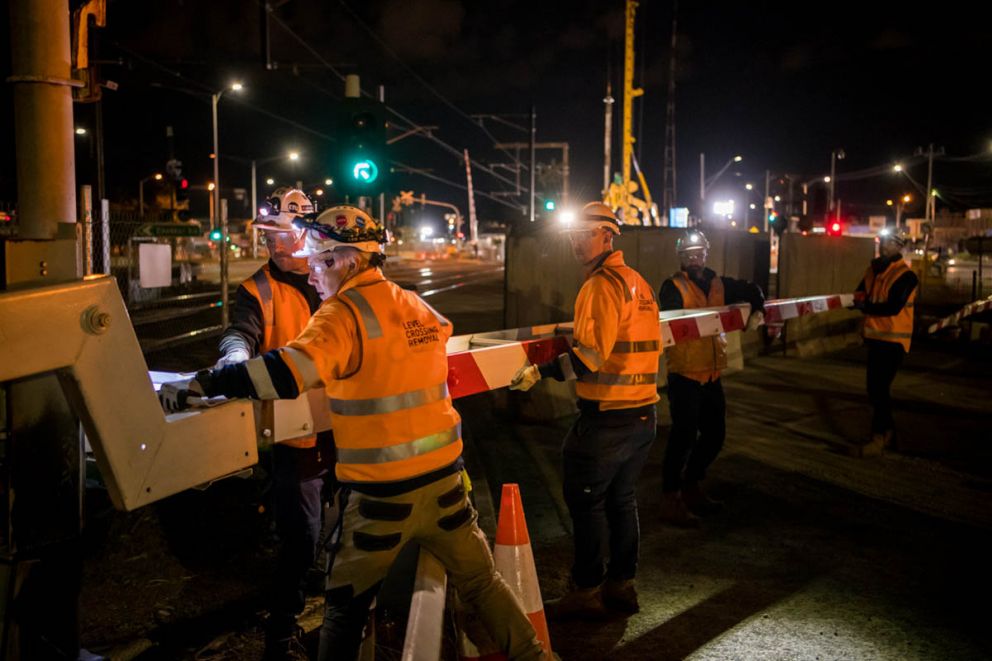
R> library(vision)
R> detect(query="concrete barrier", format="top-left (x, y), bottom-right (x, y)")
top-left (505, 226), bottom-right (770, 328)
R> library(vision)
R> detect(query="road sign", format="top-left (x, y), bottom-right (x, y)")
top-left (965, 236), bottom-right (990, 255)
top-left (137, 222), bottom-right (202, 237)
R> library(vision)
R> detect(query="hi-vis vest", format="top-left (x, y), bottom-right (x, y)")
top-left (326, 280), bottom-right (462, 484)
top-left (862, 259), bottom-right (916, 352)
top-left (574, 255), bottom-right (662, 409)
top-left (242, 264), bottom-right (318, 448)
top-left (667, 272), bottom-right (727, 383)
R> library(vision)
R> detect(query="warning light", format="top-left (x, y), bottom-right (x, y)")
top-left (828, 221), bottom-right (842, 236)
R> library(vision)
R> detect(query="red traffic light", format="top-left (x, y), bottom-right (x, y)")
top-left (180, 178), bottom-right (189, 189)
top-left (828, 221), bottom-right (842, 236)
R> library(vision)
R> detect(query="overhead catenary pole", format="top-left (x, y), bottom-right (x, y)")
top-left (529, 105), bottom-right (536, 222)
top-left (661, 0), bottom-right (679, 222)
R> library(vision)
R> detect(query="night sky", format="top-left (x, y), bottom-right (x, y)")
top-left (2, 1), bottom-right (990, 224)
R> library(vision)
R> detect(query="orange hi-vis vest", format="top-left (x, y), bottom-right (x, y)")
top-left (242, 263), bottom-right (317, 448)
top-left (321, 279), bottom-right (462, 484)
top-left (862, 259), bottom-right (916, 352)
top-left (667, 272), bottom-right (727, 383)
top-left (573, 251), bottom-right (662, 410)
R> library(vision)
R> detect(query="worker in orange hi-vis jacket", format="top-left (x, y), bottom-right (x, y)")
top-left (851, 225), bottom-right (918, 457)
top-left (511, 201), bottom-right (661, 620)
top-left (160, 206), bottom-right (543, 661)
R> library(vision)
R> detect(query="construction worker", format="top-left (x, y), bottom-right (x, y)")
top-left (161, 206), bottom-right (544, 661)
top-left (216, 187), bottom-right (333, 660)
top-left (851, 225), bottom-right (918, 456)
top-left (510, 201), bottom-right (661, 618)
top-left (657, 230), bottom-right (765, 527)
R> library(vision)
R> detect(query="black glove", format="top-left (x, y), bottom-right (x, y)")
top-left (159, 378), bottom-right (206, 413)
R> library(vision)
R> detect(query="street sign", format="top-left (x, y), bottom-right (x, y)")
top-left (137, 222), bottom-right (202, 237)
top-left (965, 236), bottom-right (990, 255)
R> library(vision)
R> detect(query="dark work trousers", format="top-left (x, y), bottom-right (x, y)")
top-left (662, 373), bottom-right (726, 493)
top-left (562, 408), bottom-right (657, 589)
top-left (267, 436), bottom-right (334, 644)
top-left (866, 339), bottom-right (905, 433)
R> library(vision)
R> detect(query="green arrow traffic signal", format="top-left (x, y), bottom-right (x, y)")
top-left (352, 159), bottom-right (380, 184)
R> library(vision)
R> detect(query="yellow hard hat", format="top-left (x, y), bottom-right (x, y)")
top-left (292, 205), bottom-right (387, 257)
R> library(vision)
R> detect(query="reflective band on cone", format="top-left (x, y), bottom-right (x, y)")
top-left (494, 484), bottom-right (553, 659)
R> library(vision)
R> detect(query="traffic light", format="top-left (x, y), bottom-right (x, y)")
top-left (335, 98), bottom-right (390, 198)
top-left (175, 177), bottom-right (190, 203)
top-left (827, 220), bottom-right (843, 236)
top-left (544, 199), bottom-right (556, 212)
top-left (209, 229), bottom-right (222, 242)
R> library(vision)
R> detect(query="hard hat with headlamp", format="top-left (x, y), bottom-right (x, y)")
top-left (292, 205), bottom-right (387, 257)
top-left (561, 201), bottom-right (622, 235)
top-left (878, 225), bottom-right (909, 247)
top-left (254, 187), bottom-right (314, 232)
top-left (675, 230), bottom-right (710, 253)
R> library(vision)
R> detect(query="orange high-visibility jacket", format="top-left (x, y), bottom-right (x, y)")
top-left (862, 259), bottom-right (916, 352)
top-left (281, 270), bottom-right (462, 484)
top-left (573, 251), bottom-right (662, 411)
top-left (666, 272), bottom-right (727, 383)
top-left (242, 263), bottom-right (317, 448)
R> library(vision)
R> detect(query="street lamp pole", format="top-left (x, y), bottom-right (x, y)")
top-left (700, 153), bottom-right (742, 221)
top-left (828, 148), bottom-right (845, 223)
top-left (211, 82), bottom-right (243, 328)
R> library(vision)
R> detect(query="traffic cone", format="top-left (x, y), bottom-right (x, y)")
top-left (494, 483), bottom-right (553, 659)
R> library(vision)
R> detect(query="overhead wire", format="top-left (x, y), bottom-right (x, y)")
top-left (335, 0), bottom-right (525, 169)
top-left (263, 2), bottom-right (524, 193)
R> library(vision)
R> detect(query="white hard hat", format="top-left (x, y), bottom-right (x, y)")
top-left (676, 230), bottom-right (710, 253)
top-left (561, 201), bottom-right (622, 235)
top-left (254, 187), bottom-right (314, 232)
top-left (878, 225), bottom-right (909, 247)
top-left (292, 205), bottom-right (387, 257)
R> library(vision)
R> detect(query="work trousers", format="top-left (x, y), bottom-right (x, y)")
top-left (267, 438), bottom-right (334, 644)
top-left (562, 408), bottom-right (656, 589)
top-left (866, 339), bottom-right (905, 433)
top-left (318, 471), bottom-right (543, 661)
top-left (662, 373), bottom-right (726, 493)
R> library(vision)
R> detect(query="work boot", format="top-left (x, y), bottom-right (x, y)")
top-left (544, 585), bottom-right (608, 621)
top-left (846, 433), bottom-right (886, 458)
top-left (602, 578), bottom-right (639, 615)
top-left (682, 483), bottom-right (723, 516)
top-left (659, 492), bottom-right (701, 528)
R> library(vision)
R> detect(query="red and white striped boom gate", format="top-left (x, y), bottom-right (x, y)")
top-left (445, 294), bottom-right (854, 399)
top-left (927, 296), bottom-right (992, 334)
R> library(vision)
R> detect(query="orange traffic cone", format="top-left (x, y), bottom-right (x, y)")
top-left (494, 483), bottom-right (553, 659)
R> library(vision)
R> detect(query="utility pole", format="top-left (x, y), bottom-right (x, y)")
top-left (661, 0), bottom-right (679, 222)
top-left (764, 169), bottom-right (771, 233)
top-left (828, 148), bottom-right (845, 223)
top-left (603, 81), bottom-right (614, 197)
top-left (529, 105), bottom-right (536, 222)
top-left (378, 84), bottom-right (385, 227)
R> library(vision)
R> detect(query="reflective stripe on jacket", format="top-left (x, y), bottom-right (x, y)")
top-left (283, 272), bottom-right (462, 484)
top-left (573, 251), bottom-right (662, 410)
top-left (862, 259), bottom-right (916, 352)
top-left (241, 263), bottom-right (318, 448)
top-left (666, 272), bottom-right (727, 383)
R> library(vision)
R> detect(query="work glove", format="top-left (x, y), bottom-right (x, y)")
top-left (159, 378), bottom-right (206, 413)
top-left (745, 311), bottom-right (765, 332)
top-left (215, 348), bottom-right (250, 368)
top-left (509, 364), bottom-right (541, 392)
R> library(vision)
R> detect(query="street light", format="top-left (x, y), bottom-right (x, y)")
top-left (699, 153), bottom-right (744, 216)
top-left (75, 127), bottom-right (87, 136)
top-left (324, 178), bottom-right (334, 186)
top-left (265, 177), bottom-right (275, 186)
top-left (210, 81), bottom-right (243, 329)
top-left (138, 172), bottom-right (163, 219)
